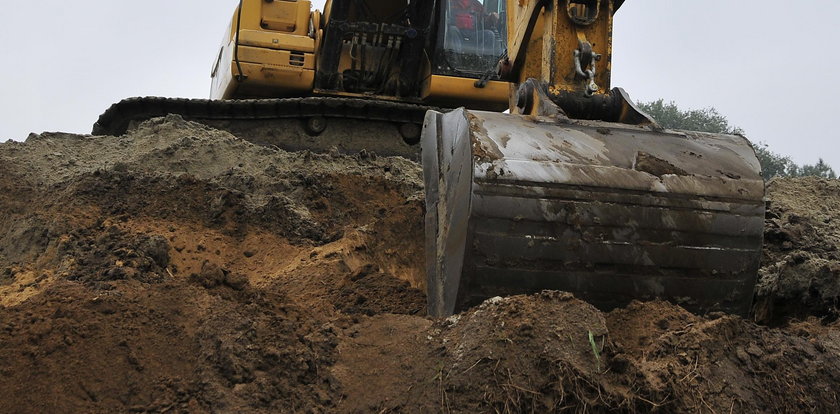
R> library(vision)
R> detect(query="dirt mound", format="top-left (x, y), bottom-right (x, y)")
top-left (441, 297), bottom-right (840, 413)
top-left (1, 116), bottom-right (839, 413)
top-left (0, 116), bottom-right (425, 413)
top-left (336, 295), bottom-right (840, 413)
top-left (608, 301), bottom-right (840, 412)
top-left (757, 177), bottom-right (840, 323)
top-left (434, 292), bottom-right (620, 412)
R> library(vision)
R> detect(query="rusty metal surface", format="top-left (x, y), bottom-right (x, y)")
top-left (423, 108), bottom-right (765, 317)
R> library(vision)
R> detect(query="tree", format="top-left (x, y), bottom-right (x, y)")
top-left (637, 99), bottom-right (836, 180)
top-left (799, 159), bottom-right (837, 179)
top-left (636, 99), bottom-right (742, 135)
top-left (750, 143), bottom-right (797, 179)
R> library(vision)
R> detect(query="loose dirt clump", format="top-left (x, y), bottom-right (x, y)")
top-left (608, 301), bottom-right (840, 413)
top-left (433, 292), bottom-right (631, 412)
top-left (333, 264), bottom-right (426, 316)
top-left (1, 116), bottom-right (839, 413)
top-left (757, 177), bottom-right (840, 323)
top-left (61, 225), bottom-right (172, 286)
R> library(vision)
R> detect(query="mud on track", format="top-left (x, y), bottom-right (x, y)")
top-left (0, 116), bottom-right (838, 413)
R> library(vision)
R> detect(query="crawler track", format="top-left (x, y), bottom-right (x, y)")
top-left (94, 96), bottom-right (440, 158)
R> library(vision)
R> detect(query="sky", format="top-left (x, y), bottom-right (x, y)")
top-left (1, 0), bottom-right (838, 169)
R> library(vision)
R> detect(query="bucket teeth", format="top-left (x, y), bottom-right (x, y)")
top-left (422, 109), bottom-right (765, 317)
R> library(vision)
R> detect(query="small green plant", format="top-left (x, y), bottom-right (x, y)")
top-left (588, 330), bottom-right (601, 372)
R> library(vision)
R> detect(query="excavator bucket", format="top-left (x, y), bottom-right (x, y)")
top-left (422, 109), bottom-right (765, 317)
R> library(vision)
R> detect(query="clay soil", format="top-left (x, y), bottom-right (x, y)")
top-left (1, 116), bottom-right (839, 413)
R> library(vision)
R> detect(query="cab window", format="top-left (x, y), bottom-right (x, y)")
top-left (435, 0), bottom-right (507, 78)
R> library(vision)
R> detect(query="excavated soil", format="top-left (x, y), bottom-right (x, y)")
top-left (1, 116), bottom-right (839, 413)
top-left (756, 177), bottom-right (840, 324)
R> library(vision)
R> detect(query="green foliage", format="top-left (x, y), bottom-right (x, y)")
top-left (752, 143), bottom-right (800, 179)
top-left (637, 99), bottom-right (836, 180)
top-left (799, 159), bottom-right (837, 179)
top-left (636, 99), bottom-right (743, 135)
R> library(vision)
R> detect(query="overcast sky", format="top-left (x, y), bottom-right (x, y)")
top-left (2, 0), bottom-right (838, 169)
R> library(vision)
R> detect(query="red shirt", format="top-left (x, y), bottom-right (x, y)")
top-left (453, 0), bottom-right (484, 30)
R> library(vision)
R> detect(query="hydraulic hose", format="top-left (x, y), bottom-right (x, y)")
top-left (234, 0), bottom-right (247, 81)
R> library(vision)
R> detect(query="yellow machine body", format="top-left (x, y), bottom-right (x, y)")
top-left (210, 0), bottom-right (317, 100)
top-left (210, 0), bottom-right (510, 110)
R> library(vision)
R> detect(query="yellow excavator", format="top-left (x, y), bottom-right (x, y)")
top-left (94, 0), bottom-right (765, 317)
